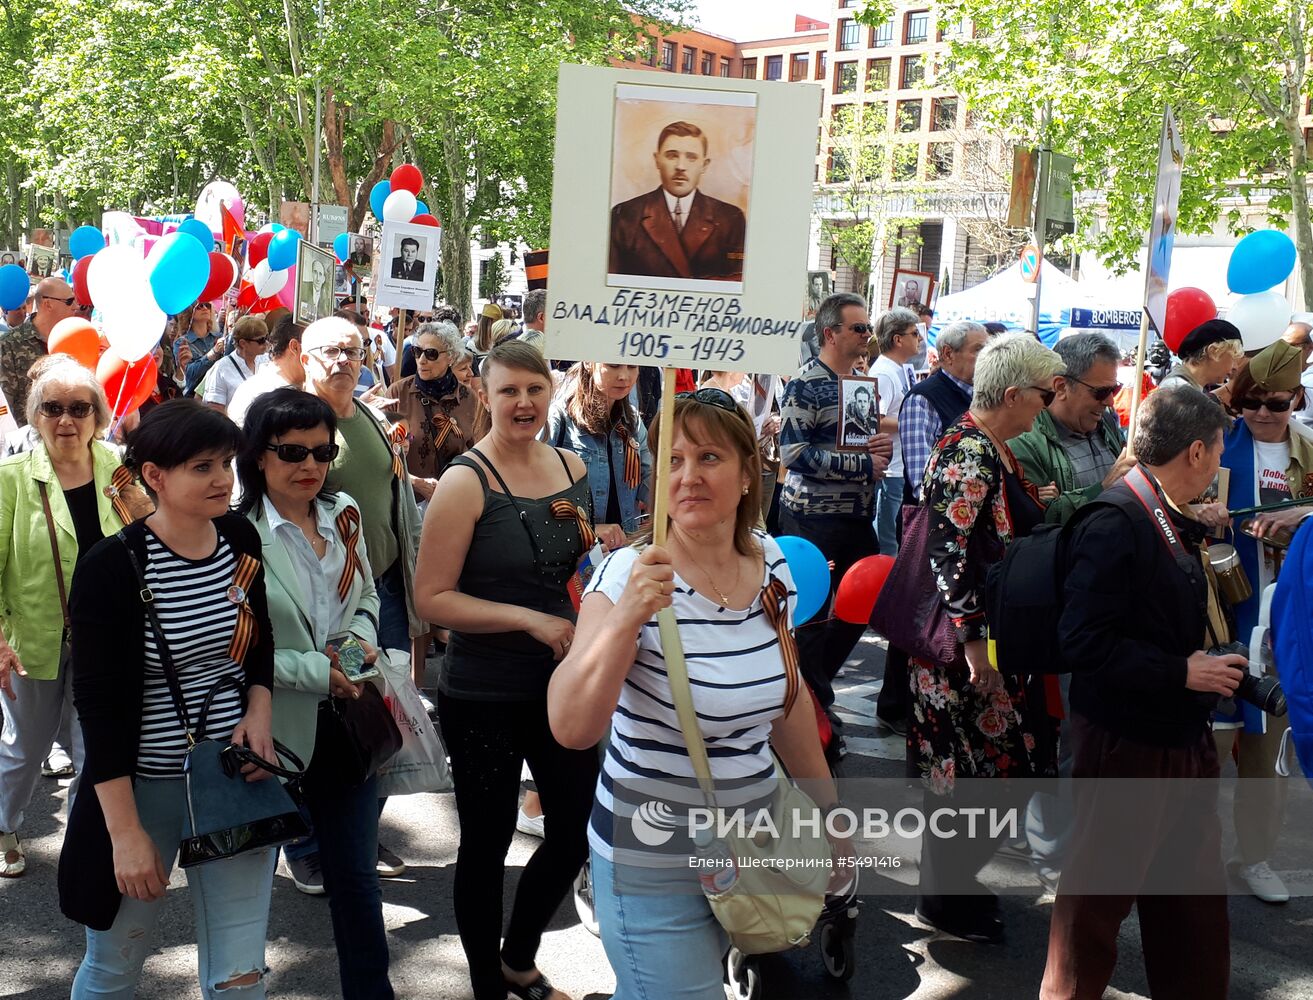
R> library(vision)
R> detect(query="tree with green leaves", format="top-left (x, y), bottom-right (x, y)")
top-left (926, 0), bottom-right (1312, 307)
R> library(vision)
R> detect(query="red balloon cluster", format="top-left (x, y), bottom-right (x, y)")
top-left (97, 349), bottom-right (158, 419)
top-left (71, 257), bottom-right (94, 306)
top-left (1162, 287), bottom-right (1217, 353)
top-left (248, 231), bottom-right (275, 268)
top-left (198, 252), bottom-right (237, 303)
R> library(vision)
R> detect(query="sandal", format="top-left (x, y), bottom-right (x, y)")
top-left (504, 972), bottom-right (565, 1000)
top-left (1, 831), bottom-right (25, 878)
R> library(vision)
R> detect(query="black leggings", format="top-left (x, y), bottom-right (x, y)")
top-left (437, 692), bottom-right (599, 1000)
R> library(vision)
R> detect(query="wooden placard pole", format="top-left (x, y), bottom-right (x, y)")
top-left (395, 307), bottom-right (406, 372)
top-left (1125, 310), bottom-right (1153, 456)
top-left (651, 366), bottom-right (677, 548)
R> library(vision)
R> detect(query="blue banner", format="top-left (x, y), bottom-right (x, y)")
top-left (1069, 307), bottom-right (1142, 330)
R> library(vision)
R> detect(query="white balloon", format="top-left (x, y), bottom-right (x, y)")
top-left (249, 259), bottom-right (288, 297)
top-left (86, 245), bottom-right (148, 314)
top-left (1229, 291), bottom-right (1292, 352)
top-left (101, 294), bottom-right (167, 363)
top-left (382, 189), bottom-right (418, 222)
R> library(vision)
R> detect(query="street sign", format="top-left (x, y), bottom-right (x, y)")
top-left (1069, 307), bottom-right (1143, 330)
top-left (1020, 244), bottom-right (1041, 283)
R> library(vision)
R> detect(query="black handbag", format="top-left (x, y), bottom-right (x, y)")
top-left (869, 503), bottom-right (965, 668)
top-left (306, 681), bottom-right (403, 791)
top-left (118, 533), bottom-right (310, 869)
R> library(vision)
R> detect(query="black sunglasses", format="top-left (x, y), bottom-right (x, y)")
top-left (39, 400), bottom-right (95, 419)
top-left (416, 347), bottom-right (449, 362)
top-left (41, 294), bottom-right (76, 307)
top-left (677, 388), bottom-right (739, 413)
top-left (1071, 376), bottom-right (1123, 403)
top-left (1238, 396), bottom-right (1294, 413)
top-left (1028, 385), bottom-right (1057, 407)
top-left (266, 442), bottom-right (340, 464)
top-left (847, 323), bottom-right (873, 335)
top-left (242, 336), bottom-right (269, 345)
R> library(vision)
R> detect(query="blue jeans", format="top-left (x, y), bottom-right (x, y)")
top-left (591, 849), bottom-right (728, 1000)
top-left (72, 778), bottom-right (275, 999)
top-left (873, 475), bottom-right (904, 557)
top-left (374, 564), bottom-right (409, 653)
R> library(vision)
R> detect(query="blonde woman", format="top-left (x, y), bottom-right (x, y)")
top-left (1160, 319), bottom-right (1244, 400)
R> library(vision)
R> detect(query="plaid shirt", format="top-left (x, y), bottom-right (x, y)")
top-left (899, 370), bottom-right (973, 502)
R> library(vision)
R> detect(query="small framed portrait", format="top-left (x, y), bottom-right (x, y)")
top-left (294, 240), bottom-right (338, 325)
top-left (25, 244), bottom-right (57, 278)
top-left (837, 374), bottom-right (880, 452)
top-left (805, 270), bottom-right (830, 318)
top-left (333, 264), bottom-right (352, 296)
top-left (889, 269), bottom-right (935, 310)
top-left (0, 250), bottom-right (18, 267)
top-left (346, 233), bottom-right (373, 277)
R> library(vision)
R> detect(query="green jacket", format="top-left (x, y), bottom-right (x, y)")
top-left (1009, 409), bottom-right (1126, 525)
top-left (251, 494), bottom-right (380, 766)
top-left (0, 442), bottom-right (137, 679)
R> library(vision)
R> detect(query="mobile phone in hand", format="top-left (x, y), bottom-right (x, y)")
top-left (331, 635), bottom-right (379, 682)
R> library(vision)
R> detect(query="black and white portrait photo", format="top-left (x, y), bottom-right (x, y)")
top-left (294, 240), bottom-right (337, 325)
top-left (390, 235), bottom-right (427, 282)
top-left (806, 270), bottom-right (830, 318)
top-left (889, 269), bottom-right (935, 310)
top-left (373, 220), bottom-right (441, 312)
top-left (347, 233), bottom-right (373, 276)
top-left (26, 244), bottom-right (57, 278)
top-left (837, 374), bottom-right (880, 451)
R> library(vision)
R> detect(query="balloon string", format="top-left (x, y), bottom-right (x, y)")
top-left (105, 359), bottom-right (148, 442)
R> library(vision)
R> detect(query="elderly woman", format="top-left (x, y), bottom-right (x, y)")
top-left (1160, 319), bottom-right (1244, 399)
top-left (909, 333), bottom-right (1064, 944)
top-left (0, 358), bottom-right (151, 878)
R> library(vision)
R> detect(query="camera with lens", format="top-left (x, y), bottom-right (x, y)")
top-left (1208, 641), bottom-right (1287, 717)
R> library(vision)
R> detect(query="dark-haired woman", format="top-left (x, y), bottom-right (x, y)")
top-left (60, 399), bottom-right (278, 999)
top-left (237, 387), bottom-right (393, 999)
top-left (546, 362), bottom-right (650, 551)
top-left (413, 340), bottom-right (599, 1000)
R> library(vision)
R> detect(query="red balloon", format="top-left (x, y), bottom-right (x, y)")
top-left (834, 555), bottom-right (896, 625)
top-left (71, 256), bottom-right (94, 306)
top-left (1162, 287), bottom-right (1217, 354)
top-left (198, 252), bottom-right (237, 303)
top-left (411, 213), bottom-right (440, 228)
top-left (97, 349), bottom-right (158, 419)
top-left (49, 318), bottom-right (101, 369)
top-left (390, 163), bottom-right (423, 195)
top-left (248, 231), bottom-right (274, 267)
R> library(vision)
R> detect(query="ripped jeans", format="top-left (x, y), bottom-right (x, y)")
top-left (72, 777), bottom-right (275, 999)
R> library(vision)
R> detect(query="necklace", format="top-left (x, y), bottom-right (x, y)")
top-left (673, 530), bottom-right (741, 606)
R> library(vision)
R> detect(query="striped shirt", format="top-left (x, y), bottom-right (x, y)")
top-left (137, 530), bottom-right (246, 777)
top-left (584, 532), bottom-right (796, 865)
top-left (780, 358), bottom-right (877, 518)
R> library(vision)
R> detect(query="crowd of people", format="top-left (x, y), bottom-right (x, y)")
top-left (0, 277), bottom-right (1308, 1000)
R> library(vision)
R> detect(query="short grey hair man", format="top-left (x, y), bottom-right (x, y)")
top-left (1053, 333), bottom-right (1120, 384)
top-left (937, 320), bottom-right (987, 356)
top-left (874, 307), bottom-right (920, 354)
top-left (973, 332), bottom-right (1065, 409)
top-left (523, 289), bottom-right (547, 331)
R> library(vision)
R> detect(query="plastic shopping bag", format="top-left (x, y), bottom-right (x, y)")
top-left (374, 649), bottom-right (453, 795)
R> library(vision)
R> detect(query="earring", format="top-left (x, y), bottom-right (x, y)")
top-left (741, 485), bottom-right (750, 495)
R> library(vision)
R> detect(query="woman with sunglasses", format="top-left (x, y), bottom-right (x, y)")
top-left (204, 316), bottom-right (269, 416)
top-left (0, 359), bottom-right (152, 878)
top-left (414, 339), bottom-right (597, 1000)
top-left (236, 387), bottom-right (395, 996)
top-left (905, 333), bottom-right (1063, 944)
top-left (180, 300), bottom-right (222, 396)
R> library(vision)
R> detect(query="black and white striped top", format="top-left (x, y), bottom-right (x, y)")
top-left (583, 531), bottom-right (796, 865)
top-left (136, 530), bottom-right (246, 777)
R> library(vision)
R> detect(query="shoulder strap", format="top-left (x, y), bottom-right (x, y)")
top-left (37, 482), bottom-right (69, 631)
top-left (228, 355), bottom-right (248, 381)
top-left (447, 454), bottom-right (490, 493)
top-left (661, 613), bottom-right (719, 810)
top-left (467, 446), bottom-right (542, 574)
top-left (551, 446), bottom-right (573, 479)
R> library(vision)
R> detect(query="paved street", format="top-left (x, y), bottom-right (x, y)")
top-left (4, 636), bottom-right (1312, 999)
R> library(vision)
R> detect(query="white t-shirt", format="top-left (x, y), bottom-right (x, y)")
top-left (869, 354), bottom-right (910, 478)
top-left (1253, 437), bottom-right (1292, 592)
top-left (227, 365), bottom-right (298, 427)
top-left (203, 353), bottom-right (266, 409)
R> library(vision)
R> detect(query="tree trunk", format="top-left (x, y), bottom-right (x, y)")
top-left (439, 119), bottom-right (472, 318)
top-left (323, 88), bottom-right (351, 213)
top-left (1287, 139), bottom-right (1313, 311)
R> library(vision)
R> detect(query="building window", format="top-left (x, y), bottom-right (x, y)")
top-left (931, 97), bottom-right (958, 131)
top-left (816, 51), bottom-right (828, 80)
top-left (897, 99), bottom-right (922, 132)
top-left (871, 18), bottom-right (894, 48)
top-left (893, 145), bottom-right (919, 181)
top-left (834, 61), bottom-right (858, 94)
top-left (839, 18), bottom-right (861, 50)
top-left (721, 57), bottom-right (732, 77)
top-left (790, 53), bottom-right (810, 82)
top-left (682, 46), bottom-right (696, 74)
top-left (867, 100), bottom-right (889, 131)
top-left (866, 58), bottom-right (890, 90)
top-left (905, 10), bottom-right (930, 44)
top-left (701, 51), bottom-right (714, 75)
top-left (765, 54), bottom-right (783, 80)
top-left (929, 142), bottom-right (955, 178)
top-left (900, 55), bottom-right (924, 89)
top-left (742, 57), bottom-right (757, 79)
top-left (661, 41), bottom-right (675, 71)
top-left (829, 148), bottom-right (851, 184)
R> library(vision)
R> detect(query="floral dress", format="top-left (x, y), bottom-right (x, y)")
top-left (908, 413), bottom-right (1055, 794)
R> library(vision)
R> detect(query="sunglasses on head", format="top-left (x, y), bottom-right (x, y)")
top-left (39, 400), bottom-right (95, 419)
top-left (676, 387), bottom-right (740, 413)
top-left (266, 442), bottom-right (340, 464)
top-left (1071, 376), bottom-right (1123, 402)
top-left (1238, 396), bottom-right (1294, 413)
top-left (416, 347), bottom-right (448, 362)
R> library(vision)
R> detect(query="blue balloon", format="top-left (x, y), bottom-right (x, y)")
top-left (267, 229), bottom-right (302, 271)
top-left (333, 232), bottom-right (350, 264)
top-left (147, 232), bottom-right (211, 316)
top-left (175, 217), bottom-right (215, 251)
top-left (271, 223), bottom-right (286, 233)
top-left (68, 225), bottom-right (105, 261)
top-left (775, 535), bottom-right (831, 626)
top-left (0, 263), bottom-right (30, 311)
top-left (416, 200), bottom-right (429, 217)
top-left (1228, 230), bottom-right (1297, 295)
top-left (369, 180), bottom-right (391, 221)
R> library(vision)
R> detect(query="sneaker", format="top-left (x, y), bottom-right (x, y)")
top-left (286, 853), bottom-right (325, 895)
top-left (1, 832), bottom-right (24, 878)
top-left (376, 844), bottom-right (406, 878)
top-left (41, 750), bottom-right (75, 779)
top-left (1237, 861), bottom-right (1289, 904)
top-left (516, 808), bottom-right (546, 839)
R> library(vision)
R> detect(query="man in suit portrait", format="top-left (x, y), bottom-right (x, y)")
top-left (391, 237), bottom-right (425, 281)
top-left (608, 120), bottom-right (746, 283)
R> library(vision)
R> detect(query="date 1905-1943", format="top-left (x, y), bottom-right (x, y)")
top-left (618, 332), bottom-right (746, 363)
